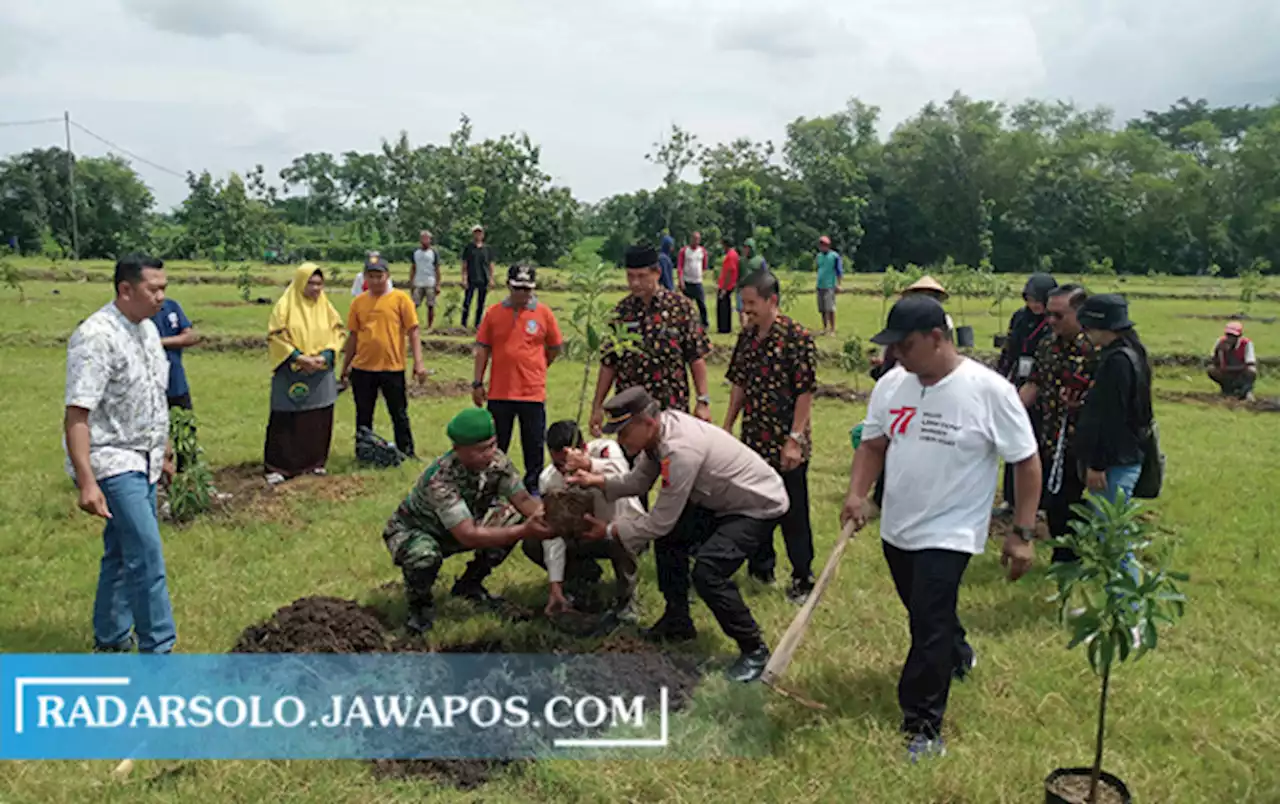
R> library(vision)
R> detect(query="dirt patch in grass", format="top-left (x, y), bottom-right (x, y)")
top-left (369, 758), bottom-right (523, 790)
top-left (206, 299), bottom-right (274, 307)
top-left (232, 593), bottom-right (704, 790)
top-left (232, 596), bottom-right (391, 653)
top-left (406, 378), bottom-right (472, 399)
top-left (1156, 389), bottom-right (1280, 412)
top-left (815, 383), bottom-right (870, 403)
top-left (1176, 312), bottom-right (1276, 324)
top-left (208, 463), bottom-right (372, 521)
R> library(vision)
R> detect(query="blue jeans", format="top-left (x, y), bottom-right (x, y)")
top-left (1104, 464), bottom-right (1142, 505)
top-left (94, 472), bottom-right (177, 653)
top-left (1094, 463), bottom-right (1143, 586)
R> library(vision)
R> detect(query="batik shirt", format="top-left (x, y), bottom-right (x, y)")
top-left (385, 450), bottom-right (524, 552)
top-left (725, 315), bottom-right (819, 470)
top-left (64, 303), bottom-right (170, 485)
top-left (1028, 331), bottom-right (1095, 455)
top-left (601, 289), bottom-right (711, 411)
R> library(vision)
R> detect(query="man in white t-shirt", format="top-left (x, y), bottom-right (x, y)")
top-left (840, 294), bottom-right (1042, 763)
top-left (678, 231), bottom-right (710, 328)
top-left (523, 420), bottom-right (646, 620)
top-left (409, 230), bottom-right (439, 329)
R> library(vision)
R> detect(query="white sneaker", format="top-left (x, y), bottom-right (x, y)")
top-left (265, 472), bottom-right (286, 486)
top-left (312, 467), bottom-right (327, 477)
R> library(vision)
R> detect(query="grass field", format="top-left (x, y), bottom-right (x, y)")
top-left (1, 263), bottom-right (1278, 803)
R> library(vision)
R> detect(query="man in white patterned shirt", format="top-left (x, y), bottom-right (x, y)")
top-left (64, 254), bottom-right (178, 654)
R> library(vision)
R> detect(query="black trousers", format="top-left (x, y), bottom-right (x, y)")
top-left (881, 541), bottom-right (972, 739)
top-left (350, 368), bottom-right (415, 457)
top-left (521, 536), bottom-right (639, 605)
top-left (655, 505), bottom-right (771, 652)
top-left (748, 463), bottom-right (815, 582)
top-left (167, 394), bottom-right (194, 471)
top-left (488, 400), bottom-right (546, 495)
top-left (683, 282), bottom-right (708, 328)
top-left (461, 284), bottom-right (488, 328)
top-left (1046, 448), bottom-right (1088, 563)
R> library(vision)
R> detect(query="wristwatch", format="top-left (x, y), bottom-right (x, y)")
top-left (788, 431), bottom-right (810, 448)
top-left (1012, 524), bottom-right (1035, 543)
top-left (696, 394), bottom-right (711, 405)
top-left (471, 380), bottom-right (484, 389)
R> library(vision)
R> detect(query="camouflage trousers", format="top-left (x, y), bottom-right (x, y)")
top-left (383, 503), bottom-right (524, 612)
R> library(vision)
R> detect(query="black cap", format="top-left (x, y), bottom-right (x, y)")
top-left (624, 243), bottom-right (658, 270)
top-left (602, 386), bottom-right (655, 434)
top-left (364, 254), bottom-right (388, 273)
top-left (1077, 294), bottom-right (1133, 331)
top-left (1023, 273), bottom-right (1058, 304)
top-left (870, 295), bottom-right (949, 346)
top-left (508, 264), bottom-right (536, 289)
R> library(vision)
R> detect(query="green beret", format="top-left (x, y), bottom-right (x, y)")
top-left (447, 408), bottom-right (496, 446)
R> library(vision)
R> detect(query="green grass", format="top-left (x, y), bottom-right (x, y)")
top-left (4, 269), bottom-right (1279, 362)
top-left (1, 271), bottom-right (1279, 802)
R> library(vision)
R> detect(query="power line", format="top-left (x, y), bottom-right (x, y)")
top-left (0, 117), bottom-right (63, 127)
top-left (69, 120), bottom-right (187, 179)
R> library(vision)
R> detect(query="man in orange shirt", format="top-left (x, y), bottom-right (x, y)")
top-left (472, 264), bottom-right (563, 493)
top-left (340, 257), bottom-right (427, 459)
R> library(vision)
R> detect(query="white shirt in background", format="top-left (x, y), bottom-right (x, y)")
top-left (412, 248), bottom-right (438, 289)
top-left (537, 439), bottom-right (645, 583)
top-left (682, 246), bottom-right (706, 284)
top-left (862, 357), bottom-right (1037, 555)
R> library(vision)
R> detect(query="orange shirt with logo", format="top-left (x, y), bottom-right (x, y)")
top-left (477, 299), bottom-right (563, 402)
top-left (347, 290), bottom-right (419, 372)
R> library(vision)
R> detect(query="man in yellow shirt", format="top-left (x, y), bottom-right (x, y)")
top-left (340, 256), bottom-right (427, 458)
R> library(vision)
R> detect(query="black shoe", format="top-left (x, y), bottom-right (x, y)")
top-left (451, 583), bottom-right (505, 610)
top-left (952, 644), bottom-right (977, 681)
top-left (786, 577), bottom-right (815, 605)
top-left (641, 612), bottom-right (697, 643)
top-left (725, 645), bottom-right (770, 683)
top-left (748, 570), bottom-right (776, 586)
top-left (405, 607), bottom-right (435, 636)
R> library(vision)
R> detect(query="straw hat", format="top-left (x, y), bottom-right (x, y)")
top-left (902, 275), bottom-right (949, 301)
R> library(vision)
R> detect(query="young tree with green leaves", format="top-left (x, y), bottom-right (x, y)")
top-left (1045, 494), bottom-right (1188, 804)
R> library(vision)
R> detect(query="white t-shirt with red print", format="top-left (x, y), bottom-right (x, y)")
top-left (862, 358), bottom-right (1037, 554)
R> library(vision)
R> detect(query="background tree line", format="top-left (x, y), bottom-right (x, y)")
top-left (588, 94), bottom-right (1280, 278)
top-left (2, 96), bottom-right (1279, 277)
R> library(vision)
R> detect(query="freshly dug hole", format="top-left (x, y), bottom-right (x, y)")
top-left (543, 488), bottom-right (596, 538)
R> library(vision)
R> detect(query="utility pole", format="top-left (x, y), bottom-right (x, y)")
top-left (64, 110), bottom-right (80, 261)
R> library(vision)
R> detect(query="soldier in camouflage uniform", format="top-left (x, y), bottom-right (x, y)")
top-left (383, 408), bottom-right (552, 634)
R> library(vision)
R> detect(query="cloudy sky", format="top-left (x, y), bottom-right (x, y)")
top-left (2, 0), bottom-right (1277, 209)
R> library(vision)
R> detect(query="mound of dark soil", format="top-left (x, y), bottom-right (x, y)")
top-left (232, 596), bottom-right (390, 653)
top-left (543, 488), bottom-right (596, 538)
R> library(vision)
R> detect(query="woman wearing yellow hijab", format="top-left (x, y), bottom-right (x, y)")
top-left (263, 263), bottom-right (346, 484)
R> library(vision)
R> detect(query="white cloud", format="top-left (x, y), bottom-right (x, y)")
top-left (1, 0), bottom-right (1276, 210)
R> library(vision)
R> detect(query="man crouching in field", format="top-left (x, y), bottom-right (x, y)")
top-left (525, 419), bottom-right (647, 620)
top-left (382, 408), bottom-right (553, 635)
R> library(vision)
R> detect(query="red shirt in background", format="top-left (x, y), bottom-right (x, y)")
top-left (719, 248), bottom-right (740, 291)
